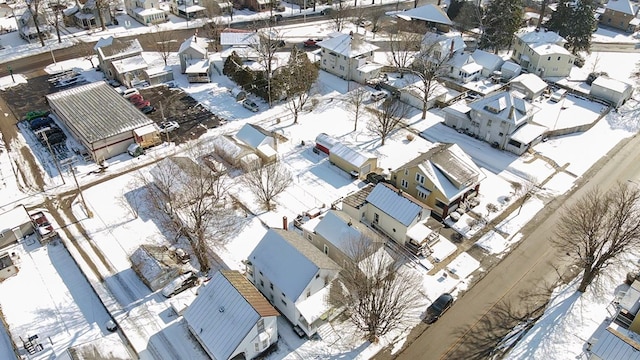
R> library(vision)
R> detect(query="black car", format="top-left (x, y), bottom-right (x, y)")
top-left (365, 172), bottom-right (386, 185)
top-left (140, 105), bottom-right (155, 114)
top-left (426, 293), bottom-right (454, 324)
top-left (30, 116), bottom-right (54, 130)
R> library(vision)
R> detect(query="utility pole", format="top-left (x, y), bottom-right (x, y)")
top-left (36, 128), bottom-right (65, 185)
top-left (70, 166), bottom-right (92, 218)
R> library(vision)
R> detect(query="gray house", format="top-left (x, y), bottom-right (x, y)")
top-left (178, 35), bottom-right (211, 83)
top-left (0, 205), bottom-right (35, 250)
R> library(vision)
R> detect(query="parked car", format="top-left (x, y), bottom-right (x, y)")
top-left (271, 14), bottom-right (283, 22)
top-left (158, 121), bottom-right (179, 134)
top-left (161, 272), bottom-right (198, 298)
top-left (365, 172), bottom-right (387, 185)
top-left (105, 79), bottom-right (121, 87)
top-left (122, 88), bottom-right (140, 99)
top-left (242, 99), bottom-right (259, 112)
top-left (140, 105), bottom-right (155, 114)
top-left (128, 94), bottom-right (143, 103)
top-left (132, 99), bottom-right (151, 109)
top-left (127, 143), bottom-right (144, 157)
top-left (426, 293), bottom-right (454, 324)
top-left (25, 110), bottom-right (50, 121)
top-left (29, 116), bottom-right (54, 130)
top-left (370, 90), bottom-right (388, 102)
top-left (320, 8), bottom-right (333, 15)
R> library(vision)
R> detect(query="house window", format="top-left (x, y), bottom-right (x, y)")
top-left (339, 65), bottom-right (345, 71)
top-left (270, 282), bottom-right (273, 290)
top-left (401, 179), bottom-right (408, 188)
top-left (547, 56), bottom-right (551, 61)
top-left (435, 200), bottom-right (446, 209)
top-left (415, 173), bottom-right (425, 184)
top-left (374, 213), bottom-right (379, 224)
top-left (307, 234), bottom-right (312, 241)
top-left (281, 299), bottom-right (287, 306)
top-left (508, 139), bottom-right (522, 147)
top-left (257, 318), bottom-right (265, 333)
top-left (260, 280), bottom-right (264, 287)
top-left (323, 244), bottom-right (329, 255)
top-left (418, 191), bottom-right (427, 199)
top-left (262, 339), bottom-right (268, 348)
top-left (315, 273), bottom-right (320, 279)
top-left (259, 271), bottom-right (263, 276)
top-left (557, 56), bottom-right (560, 61)
top-left (404, 168), bottom-right (409, 176)
top-left (255, 343), bottom-right (260, 352)
top-left (281, 292), bottom-right (285, 297)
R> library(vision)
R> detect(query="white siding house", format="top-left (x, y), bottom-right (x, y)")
top-left (590, 76), bottom-right (633, 108)
top-left (317, 32), bottom-right (382, 84)
top-left (247, 229), bottom-right (341, 337)
top-left (184, 270), bottom-right (279, 360)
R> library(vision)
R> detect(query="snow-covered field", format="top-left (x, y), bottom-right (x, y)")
top-left (0, 0), bottom-right (639, 359)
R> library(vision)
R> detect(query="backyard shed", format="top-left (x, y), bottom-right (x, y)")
top-left (46, 82), bottom-right (155, 162)
top-left (329, 143), bottom-right (377, 179)
top-left (590, 76), bottom-right (633, 108)
top-left (133, 124), bottom-right (161, 148)
top-left (315, 133), bottom-right (339, 154)
top-left (130, 244), bottom-right (189, 291)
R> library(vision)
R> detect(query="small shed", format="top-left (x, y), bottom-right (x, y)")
top-left (509, 73), bottom-right (548, 100)
top-left (501, 61), bottom-right (522, 81)
top-left (133, 124), bottom-right (161, 148)
top-left (229, 87), bottom-right (246, 101)
top-left (130, 244), bottom-right (188, 291)
top-left (590, 76), bottom-right (633, 108)
top-left (235, 123), bottom-right (277, 163)
top-left (0, 205), bottom-right (35, 250)
top-left (329, 143), bottom-right (377, 179)
top-left (315, 133), bottom-right (339, 154)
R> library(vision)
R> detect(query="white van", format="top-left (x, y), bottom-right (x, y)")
top-left (370, 90), bottom-right (388, 102)
top-left (161, 272), bottom-right (198, 298)
top-left (549, 89), bottom-right (567, 103)
top-left (122, 88), bottom-right (140, 99)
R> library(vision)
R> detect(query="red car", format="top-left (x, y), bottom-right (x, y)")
top-left (128, 94), bottom-right (143, 103)
top-left (303, 38), bottom-right (321, 47)
top-left (134, 100), bottom-right (151, 109)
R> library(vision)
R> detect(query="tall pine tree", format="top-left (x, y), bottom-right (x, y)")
top-left (547, 0), bottom-right (596, 54)
top-left (480, 0), bottom-right (524, 53)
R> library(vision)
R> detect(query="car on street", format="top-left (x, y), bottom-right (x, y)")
top-left (105, 79), bottom-right (121, 87)
top-left (303, 38), bottom-right (322, 47)
top-left (140, 105), bottom-right (155, 114)
top-left (158, 121), bottom-right (179, 134)
top-left (242, 99), bottom-right (259, 112)
top-left (426, 293), bottom-right (454, 324)
top-left (161, 272), bottom-right (198, 298)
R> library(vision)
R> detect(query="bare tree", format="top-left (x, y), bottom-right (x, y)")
top-left (47, 0), bottom-right (64, 43)
top-left (347, 87), bottom-right (368, 132)
top-left (387, 31), bottom-right (421, 78)
top-left (552, 183), bottom-right (640, 293)
top-left (26, 0), bottom-right (46, 46)
top-left (143, 143), bottom-right (241, 273)
top-left (242, 161), bottom-right (292, 210)
top-left (78, 41), bottom-right (97, 68)
top-left (366, 97), bottom-right (410, 145)
top-left (511, 177), bottom-right (537, 215)
top-left (330, 1), bottom-right (352, 32)
top-left (408, 47), bottom-right (449, 119)
top-left (486, 203), bottom-right (498, 217)
top-left (276, 46), bottom-right (319, 123)
top-left (368, 8), bottom-right (386, 33)
top-left (117, 180), bottom-right (142, 219)
top-left (330, 238), bottom-right (423, 343)
top-left (151, 26), bottom-right (177, 66)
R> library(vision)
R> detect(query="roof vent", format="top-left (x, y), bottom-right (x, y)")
top-left (219, 306), bottom-right (225, 313)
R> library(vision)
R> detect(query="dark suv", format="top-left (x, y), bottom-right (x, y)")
top-left (426, 293), bottom-right (454, 324)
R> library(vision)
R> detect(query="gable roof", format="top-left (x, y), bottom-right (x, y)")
top-left (95, 37), bottom-right (143, 60)
top-left (605, 0), bottom-right (637, 15)
top-left (468, 90), bottom-right (537, 126)
top-left (249, 229), bottom-right (340, 301)
top-left (312, 210), bottom-right (378, 256)
top-left (471, 49), bottom-right (504, 70)
top-left (330, 143), bottom-right (374, 168)
top-left (509, 73), bottom-right (548, 94)
top-left (366, 183), bottom-right (427, 227)
top-left (397, 4), bottom-right (453, 25)
top-left (183, 270), bottom-right (278, 360)
top-left (220, 31), bottom-right (259, 47)
top-left (421, 32), bottom-right (465, 55)
top-left (178, 35), bottom-right (208, 56)
top-left (0, 205), bottom-right (30, 231)
top-left (592, 76), bottom-right (632, 94)
top-left (398, 143), bottom-right (482, 201)
top-left (317, 33), bottom-right (379, 58)
top-left (516, 27), bottom-right (566, 46)
top-left (236, 123), bottom-right (272, 149)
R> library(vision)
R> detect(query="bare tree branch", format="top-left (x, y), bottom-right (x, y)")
top-left (241, 160), bottom-right (292, 210)
top-left (366, 97), bottom-right (409, 145)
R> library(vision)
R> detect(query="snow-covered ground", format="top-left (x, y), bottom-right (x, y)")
top-left (0, 1), bottom-right (639, 359)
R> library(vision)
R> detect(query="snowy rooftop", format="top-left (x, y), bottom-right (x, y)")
top-left (317, 33), bottom-right (379, 58)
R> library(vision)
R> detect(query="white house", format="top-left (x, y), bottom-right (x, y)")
top-left (512, 27), bottom-right (574, 78)
top-left (420, 32), bottom-right (465, 64)
top-left (341, 183), bottom-right (431, 245)
top-left (178, 35), bottom-right (210, 83)
top-left (590, 76), bottom-right (633, 108)
top-left (317, 32), bottom-right (382, 84)
top-left (509, 73), bottom-right (548, 100)
top-left (235, 123), bottom-right (278, 163)
top-left (184, 270), bottom-right (279, 360)
top-left (125, 0), bottom-right (167, 26)
top-left (246, 229), bottom-right (341, 338)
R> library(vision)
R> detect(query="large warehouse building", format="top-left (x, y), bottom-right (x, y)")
top-left (46, 82), bottom-right (155, 162)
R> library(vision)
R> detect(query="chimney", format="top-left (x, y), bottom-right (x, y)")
top-left (348, 219), bottom-right (352, 226)
top-left (449, 39), bottom-right (455, 58)
top-left (283, 216), bottom-right (288, 230)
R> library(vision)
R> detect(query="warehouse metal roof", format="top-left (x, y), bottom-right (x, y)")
top-left (46, 82), bottom-right (153, 144)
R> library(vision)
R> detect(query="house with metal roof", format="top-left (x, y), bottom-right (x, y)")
top-left (600, 0), bottom-right (640, 33)
top-left (590, 76), bottom-right (633, 108)
top-left (443, 90), bottom-right (543, 154)
top-left (184, 270), bottom-right (279, 360)
top-left (46, 82), bottom-right (155, 163)
top-left (178, 35), bottom-right (211, 83)
top-left (246, 229), bottom-right (341, 338)
top-left (301, 210), bottom-right (384, 266)
top-left (235, 123), bottom-right (278, 163)
top-left (341, 183), bottom-right (431, 245)
top-left (317, 32), bottom-right (383, 84)
top-left (395, 4), bottom-right (452, 32)
top-left (389, 143), bottom-right (482, 220)
top-left (329, 143), bottom-right (377, 179)
top-left (511, 27), bottom-right (574, 78)
top-left (509, 73), bottom-right (548, 100)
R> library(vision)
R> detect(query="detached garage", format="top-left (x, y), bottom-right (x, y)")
top-left (590, 76), bottom-right (633, 108)
top-left (329, 143), bottom-right (377, 179)
top-left (46, 82), bottom-right (155, 162)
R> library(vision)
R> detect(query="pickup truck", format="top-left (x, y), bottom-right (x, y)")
top-left (30, 211), bottom-right (58, 241)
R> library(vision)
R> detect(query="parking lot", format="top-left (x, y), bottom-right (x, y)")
top-left (2, 76), bottom-right (224, 158)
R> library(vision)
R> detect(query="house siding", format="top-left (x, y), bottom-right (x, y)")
top-left (228, 316), bottom-right (278, 360)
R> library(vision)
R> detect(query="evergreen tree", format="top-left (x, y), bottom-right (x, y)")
top-left (222, 51), bottom-right (242, 77)
top-left (447, 0), bottom-right (464, 20)
top-left (547, 0), bottom-right (596, 54)
top-left (480, 0), bottom-right (524, 53)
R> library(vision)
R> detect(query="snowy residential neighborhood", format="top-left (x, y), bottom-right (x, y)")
top-left (1, 0), bottom-right (640, 359)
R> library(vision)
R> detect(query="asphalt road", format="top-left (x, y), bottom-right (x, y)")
top-left (382, 133), bottom-right (640, 359)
